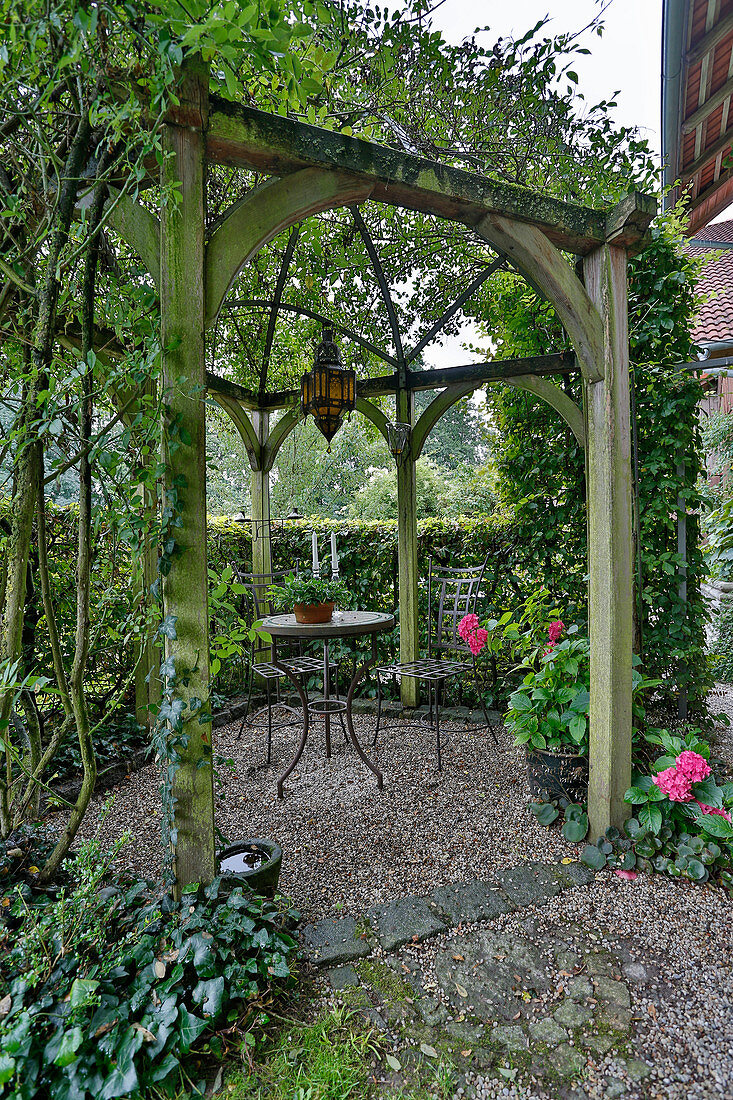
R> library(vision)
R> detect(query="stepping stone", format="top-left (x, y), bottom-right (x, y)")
top-left (605, 1078), bottom-right (627, 1099)
top-left (582, 1033), bottom-right (616, 1055)
top-left (496, 863), bottom-right (564, 908)
top-left (585, 952), bottom-right (614, 976)
top-left (552, 861), bottom-right (595, 888)
top-left (435, 931), bottom-right (551, 1022)
top-left (431, 880), bottom-right (512, 925)
top-left (489, 1024), bottom-right (528, 1052)
top-left (549, 1042), bottom-right (587, 1078)
top-left (566, 976), bottom-right (594, 1001)
top-left (624, 1058), bottom-right (652, 1080)
top-left (444, 1021), bottom-right (484, 1044)
top-left (416, 994), bottom-right (448, 1026)
top-left (301, 915), bottom-right (370, 966)
top-left (598, 1005), bottom-right (632, 1033)
top-left (529, 1017), bottom-right (568, 1046)
top-left (367, 895), bottom-right (447, 951)
top-left (593, 976), bottom-right (631, 1007)
top-left (326, 965), bottom-right (359, 990)
top-left (553, 999), bottom-right (594, 1029)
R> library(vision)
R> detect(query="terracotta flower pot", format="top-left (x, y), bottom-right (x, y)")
top-left (293, 601), bottom-right (334, 624)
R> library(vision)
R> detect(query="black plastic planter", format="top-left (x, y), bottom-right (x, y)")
top-left (217, 839), bottom-right (283, 898)
top-left (526, 747), bottom-right (588, 804)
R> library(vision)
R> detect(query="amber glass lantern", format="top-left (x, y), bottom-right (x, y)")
top-left (301, 326), bottom-right (356, 449)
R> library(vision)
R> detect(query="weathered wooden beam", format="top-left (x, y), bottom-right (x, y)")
top-left (206, 100), bottom-right (652, 255)
top-left (395, 388), bottom-right (419, 708)
top-left (682, 72), bottom-right (733, 134)
top-left (211, 391), bottom-right (261, 468)
top-left (477, 214), bottom-right (605, 382)
top-left (160, 61), bottom-right (216, 893)
top-left (250, 411), bottom-right (272, 577)
top-left (106, 191), bottom-right (161, 287)
top-left (686, 11), bottom-right (733, 66)
top-left (412, 383), bottom-right (475, 459)
top-left (583, 243), bottom-right (634, 839)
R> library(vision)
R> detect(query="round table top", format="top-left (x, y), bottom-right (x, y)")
top-left (261, 609), bottom-right (395, 639)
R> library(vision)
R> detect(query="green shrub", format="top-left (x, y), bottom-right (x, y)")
top-left (0, 834), bottom-right (298, 1099)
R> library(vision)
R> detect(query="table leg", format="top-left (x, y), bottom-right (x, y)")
top-left (323, 639), bottom-right (331, 759)
top-left (275, 638), bottom-right (310, 799)
top-left (345, 635), bottom-right (383, 790)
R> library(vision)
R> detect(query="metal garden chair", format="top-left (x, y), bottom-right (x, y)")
top-left (372, 556), bottom-right (499, 769)
top-left (235, 567), bottom-right (343, 764)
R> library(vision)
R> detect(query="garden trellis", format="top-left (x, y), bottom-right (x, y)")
top-left (88, 60), bottom-right (654, 889)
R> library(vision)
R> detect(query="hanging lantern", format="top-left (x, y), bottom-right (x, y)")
top-left (301, 326), bottom-right (356, 450)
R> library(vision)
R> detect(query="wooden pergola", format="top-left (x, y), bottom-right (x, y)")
top-left (107, 62), bottom-right (655, 888)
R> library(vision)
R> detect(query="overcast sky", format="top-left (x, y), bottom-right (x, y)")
top-left (423, 0), bottom-right (665, 366)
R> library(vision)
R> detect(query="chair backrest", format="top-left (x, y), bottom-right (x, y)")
top-left (233, 567), bottom-right (297, 620)
top-left (427, 556), bottom-right (489, 658)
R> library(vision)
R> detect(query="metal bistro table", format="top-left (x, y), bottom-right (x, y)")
top-left (260, 610), bottom-right (395, 798)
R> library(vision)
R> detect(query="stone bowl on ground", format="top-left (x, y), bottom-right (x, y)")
top-left (217, 839), bottom-right (282, 898)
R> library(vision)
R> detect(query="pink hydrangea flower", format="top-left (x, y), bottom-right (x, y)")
top-left (467, 628), bottom-right (488, 656)
top-left (695, 801), bottom-right (732, 823)
top-left (548, 620), bottom-right (565, 644)
top-left (458, 614), bottom-right (479, 642)
top-left (652, 765), bottom-right (693, 803)
top-left (675, 750), bottom-right (711, 784)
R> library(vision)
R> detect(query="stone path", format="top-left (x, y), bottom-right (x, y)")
top-left (301, 861), bottom-right (655, 1099)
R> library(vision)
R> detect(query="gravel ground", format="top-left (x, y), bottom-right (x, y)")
top-left (392, 875), bottom-right (733, 1100)
top-left (76, 691), bottom-right (733, 1099)
top-left (79, 712), bottom-right (581, 919)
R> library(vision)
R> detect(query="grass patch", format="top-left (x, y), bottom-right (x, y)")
top-left (226, 1007), bottom-right (379, 1099)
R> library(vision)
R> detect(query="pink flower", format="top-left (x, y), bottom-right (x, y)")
top-left (614, 870), bottom-right (638, 880)
top-left (675, 751), bottom-right (711, 784)
top-left (653, 765), bottom-right (693, 803)
top-left (458, 614), bottom-right (479, 642)
top-left (548, 620), bottom-right (565, 644)
top-left (695, 801), bottom-right (732, 822)
top-left (467, 628), bottom-right (488, 656)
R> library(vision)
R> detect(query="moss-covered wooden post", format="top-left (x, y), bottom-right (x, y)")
top-left (134, 479), bottom-right (162, 730)
top-left (395, 388), bottom-right (419, 707)
top-left (160, 60), bottom-right (215, 891)
top-left (250, 410), bottom-right (272, 577)
top-left (583, 243), bottom-right (634, 838)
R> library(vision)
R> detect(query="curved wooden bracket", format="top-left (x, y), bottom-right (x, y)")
top-left (106, 191), bottom-right (161, 289)
top-left (475, 214), bottom-right (604, 383)
top-left (205, 169), bottom-right (373, 326)
top-left (355, 397), bottom-right (390, 446)
top-left (412, 383), bottom-right (475, 460)
top-left (505, 375), bottom-right (585, 448)
top-left (261, 405), bottom-right (301, 472)
top-left (210, 393), bottom-right (261, 470)
top-left (260, 396), bottom-right (391, 472)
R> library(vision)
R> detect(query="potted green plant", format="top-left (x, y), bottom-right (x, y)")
top-left (268, 572), bottom-right (350, 624)
top-left (504, 621), bottom-right (590, 803)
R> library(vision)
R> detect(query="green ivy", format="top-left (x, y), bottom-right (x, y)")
top-left (0, 836), bottom-right (298, 1099)
top-left (483, 209), bottom-right (710, 708)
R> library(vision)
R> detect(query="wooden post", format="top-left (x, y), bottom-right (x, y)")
top-left (583, 244), bottom-right (634, 839)
top-left (396, 388), bottom-right (419, 708)
top-left (250, 410), bottom-right (272, 577)
top-left (134, 480), bottom-right (162, 730)
top-left (160, 60), bottom-right (215, 891)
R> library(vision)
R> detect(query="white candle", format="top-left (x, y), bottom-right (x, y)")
top-left (311, 531), bottom-right (320, 576)
top-left (331, 531), bottom-right (339, 577)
